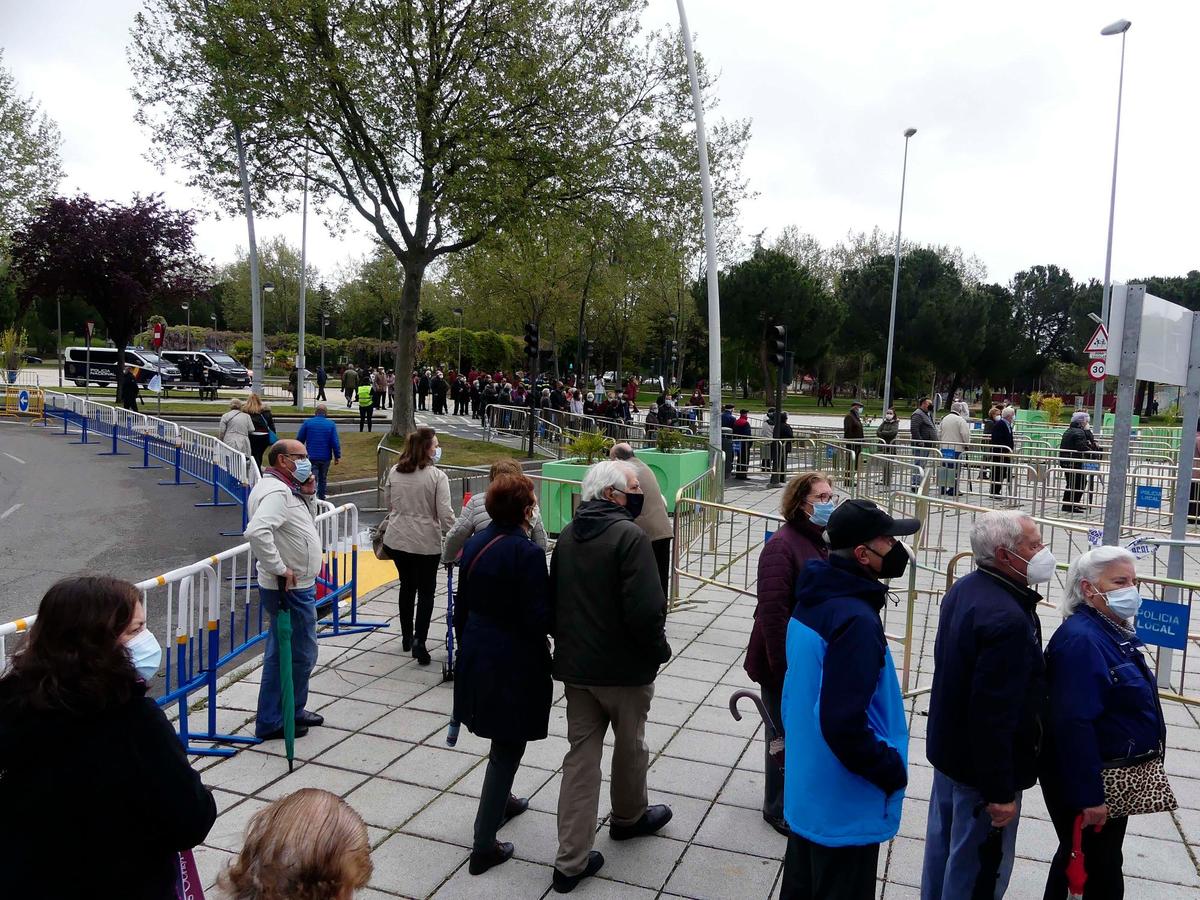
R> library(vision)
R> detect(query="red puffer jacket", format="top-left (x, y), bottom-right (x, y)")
top-left (745, 517), bottom-right (829, 692)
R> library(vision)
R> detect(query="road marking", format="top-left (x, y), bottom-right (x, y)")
top-left (0, 503), bottom-right (22, 520)
top-left (3, 452), bottom-right (26, 464)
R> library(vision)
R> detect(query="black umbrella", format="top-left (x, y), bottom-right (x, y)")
top-left (729, 689), bottom-right (784, 769)
top-left (971, 804), bottom-right (1004, 900)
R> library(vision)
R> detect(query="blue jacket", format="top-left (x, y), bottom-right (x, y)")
top-left (1042, 605), bottom-right (1166, 810)
top-left (926, 568), bottom-right (1046, 803)
top-left (783, 556), bottom-right (908, 847)
top-left (296, 413), bottom-right (341, 462)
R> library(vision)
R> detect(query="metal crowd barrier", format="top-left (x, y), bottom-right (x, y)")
top-left (0, 503), bottom-right (377, 755)
top-left (1, 383), bottom-right (43, 417)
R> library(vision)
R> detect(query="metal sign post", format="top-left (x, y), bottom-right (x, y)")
top-left (153, 322), bottom-right (165, 417)
top-left (1101, 284), bottom-right (1143, 545)
top-left (84, 320), bottom-right (94, 402)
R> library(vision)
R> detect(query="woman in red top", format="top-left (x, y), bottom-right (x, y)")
top-left (745, 471), bottom-right (833, 834)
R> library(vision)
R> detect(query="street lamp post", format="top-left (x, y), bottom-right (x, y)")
top-left (56, 297), bottom-right (62, 387)
top-left (261, 282), bottom-right (275, 385)
top-left (181, 301), bottom-right (190, 351)
top-left (667, 313), bottom-right (678, 389)
top-left (379, 316), bottom-right (390, 367)
top-left (453, 307), bottom-right (464, 377)
top-left (321, 314), bottom-right (329, 373)
top-left (882, 127), bottom-right (917, 415)
top-left (1093, 18), bottom-right (1132, 430)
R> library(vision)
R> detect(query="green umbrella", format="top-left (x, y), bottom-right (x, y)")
top-left (275, 587), bottom-right (297, 772)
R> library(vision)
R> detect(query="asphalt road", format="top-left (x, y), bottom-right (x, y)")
top-left (0, 420), bottom-right (248, 628)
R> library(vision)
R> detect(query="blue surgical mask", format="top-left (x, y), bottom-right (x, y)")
top-left (809, 500), bottom-right (836, 527)
top-left (432, 446), bottom-right (443, 464)
top-left (292, 458), bottom-right (313, 482)
top-left (124, 628), bottom-right (162, 682)
top-left (1102, 586), bottom-right (1142, 620)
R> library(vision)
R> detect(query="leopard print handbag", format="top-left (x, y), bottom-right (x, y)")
top-left (1101, 753), bottom-right (1178, 818)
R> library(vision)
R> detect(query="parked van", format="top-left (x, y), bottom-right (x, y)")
top-left (161, 349), bottom-right (250, 387)
top-left (63, 346), bottom-right (181, 388)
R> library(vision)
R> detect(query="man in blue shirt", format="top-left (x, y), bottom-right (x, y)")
top-left (296, 402), bottom-right (341, 500)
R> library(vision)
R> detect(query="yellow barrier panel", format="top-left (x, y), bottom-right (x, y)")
top-left (1, 384), bottom-right (43, 418)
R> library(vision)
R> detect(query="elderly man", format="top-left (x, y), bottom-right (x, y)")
top-left (910, 397), bottom-right (939, 490)
top-left (550, 460), bottom-right (672, 893)
top-left (610, 443), bottom-right (673, 599)
top-left (1059, 410), bottom-right (1100, 512)
top-left (989, 406), bottom-right (1016, 496)
top-left (938, 401), bottom-right (972, 497)
top-left (296, 402), bottom-right (341, 500)
top-left (245, 439), bottom-right (324, 740)
top-left (921, 510), bottom-right (1054, 899)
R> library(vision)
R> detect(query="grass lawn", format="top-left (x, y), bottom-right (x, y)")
top-left (275, 429), bottom-right (525, 482)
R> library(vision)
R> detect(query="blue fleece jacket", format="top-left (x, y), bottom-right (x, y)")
top-left (782, 555), bottom-right (908, 847)
top-left (296, 413), bottom-right (341, 462)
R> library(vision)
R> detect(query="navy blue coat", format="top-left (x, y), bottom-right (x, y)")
top-left (926, 567), bottom-right (1046, 803)
top-left (1042, 605), bottom-right (1166, 810)
top-left (453, 523), bottom-right (553, 743)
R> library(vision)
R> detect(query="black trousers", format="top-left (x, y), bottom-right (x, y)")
top-left (780, 834), bottom-right (878, 900)
top-left (1062, 468), bottom-right (1087, 508)
top-left (760, 683), bottom-right (783, 822)
top-left (419, 390), bottom-right (428, 410)
top-left (651, 537), bottom-right (672, 602)
top-left (474, 739), bottom-right (527, 851)
top-left (386, 549), bottom-right (440, 642)
top-left (316, 385), bottom-right (327, 401)
top-left (359, 404), bottom-right (374, 432)
top-left (1042, 798), bottom-right (1129, 900)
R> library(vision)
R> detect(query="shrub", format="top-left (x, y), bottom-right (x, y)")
top-left (566, 430), bottom-right (612, 465)
top-left (1041, 395), bottom-right (1064, 424)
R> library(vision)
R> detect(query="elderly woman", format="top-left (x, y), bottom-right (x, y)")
top-left (1059, 410), bottom-right (1101, 513)
top-left (1041, 546), bottom-right (1169, 900)
top-left (442, 458), bottom-right (547, 564)
top-left (745, 471), bottom-right (833, 834)
top-left (218, 398), bottom-right (254, 458)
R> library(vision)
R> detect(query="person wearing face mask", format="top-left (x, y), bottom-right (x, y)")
top-left (382, 426), bottom-right (456, 665)
top-left (246, 439), bottom-right (324, 740)
top-left (610, 443), bottom-right (673, 598)
top-left (1040, 547), bottom-right (1170, 900)
top-left (989, 406), bottom-right (1016, 495)
top-left (921, 511), bottom-right (1051, 899)
top-left (549, 461), bottom-right (672, 893)
top-left (746, 471), bottom-right (833, 835)
top-left (876, 408), bottom-right (899, 485)
top-left (779, 498), bottom-right (918, 900)
top-left (0, 576), bottom-right (216, 899)
top-left (910, 396), bottom-right (940, 491)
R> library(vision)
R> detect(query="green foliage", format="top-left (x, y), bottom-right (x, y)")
top-left (654, 426), bottom-right (684, 454)
top-left (0, 51), bottom-right (64, 244)
top-left (1, 326), bottom-right (26, 370)
top-left (566, 430), bottom-right (612, 466)
top-left (1040, 395), bottom-right (1064, 424)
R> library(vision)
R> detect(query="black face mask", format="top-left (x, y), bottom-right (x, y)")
top-left (613, 489), bottom-right (644, 519)
top-left (866, 542), bottom-right (909, 579)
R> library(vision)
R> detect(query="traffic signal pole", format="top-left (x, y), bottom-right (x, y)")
top-left (525, 323), bottom-right (539, 458)
top-left (767, 325), bottom-right (786, 485)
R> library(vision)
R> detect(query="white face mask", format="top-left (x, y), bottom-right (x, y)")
top-left (124, 628), bottom-right (162, 682)
top-left (1098, 585), bottom-right (1142, 620)
top-left (1009, 546), bottom-right (1057, 584)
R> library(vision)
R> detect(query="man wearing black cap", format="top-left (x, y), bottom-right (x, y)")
top-left (779, 498), bottom-right (918, 900)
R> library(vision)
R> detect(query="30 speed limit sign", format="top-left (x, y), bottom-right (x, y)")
top-left (1088, 359), bottom-right (1107, 381)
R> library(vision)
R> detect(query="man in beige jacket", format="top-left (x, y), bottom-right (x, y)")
top-left (610, 443), bottom-right (673, 600)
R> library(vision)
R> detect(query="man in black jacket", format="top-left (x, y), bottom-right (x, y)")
top-left (1059, 410), bottom-right (1099, 512)
top-left (549, 460), bottom-right (673, 893)
top-left (921, 509), bottom-right (1051, 899)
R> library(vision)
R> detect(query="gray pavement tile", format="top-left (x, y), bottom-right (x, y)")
top-left (209, 788), bottom-right (245, 815)
top-left (695, 628), bottom-right (752, 649)
top-left (588, 833), bottom-right (688, 890)
top-left (214, 679), bottom-right (261, 712)
top-left (204, 796), bottom-right (270, 852)
top-left (664, 844), bottom-right (781, 900)
top-left (1125, 810), bottom-right (1186, 842)
top-left (402, 791), bottom-right (488, 848)
top-left (404, 684), bottom-right (457, 715)
top-left (450, 759), bottom-right (556, 802)
top-left (679, 640), bottom-right (745, 665)
top-left (693, 802), bottom-right (787, 860)
top-left (563, 876), bottom-right (657, 899)
top-left (382, 744), bottom-right (481, 789)
top-left (1166, 748), bottom-right (1200, 779)
top-left (313, 696), bottom-right (394, 732)
top-left (345, 777), bottom-right (440, 829)
top-left (517, 734), bottom-right (572, 771)
top-left (529, 772), bottom-right (562, 814)
top-left (654, 674), bottom-right (716, 704)
top-left (349, 678), bottom-right (431, 707)
top-left (361, 706), bottom-right (449, 743)
top-left (370, 831), bottom-right (466, 898)
top-left (645, 721), bottom-right (679, 753)
top-left (1012, 812), bottom-right (1057, 862)
top-left (662, 727), bottom-right (751, 767)
top-left (430, 855), bottom-right (552, 899)
top-left (203, 747), bottom-right (296, 795)
top-left (647, 696), bottom-right (702, 727)
top-left (193, 844), bottom-right (236, 893)
top-left (1123, 878), bottom-right (1200, 898)
top-left (337, 648), bottom-right (407, 678)
top-left (252, 724), bottom-right (356, 763)
top-left (883, 835), bottom-right (922, 888)
top-left (716, 768), bottom-right (765, 811)
top-left (1168, 775), bottom-right (1200, 810)
top-left (313, 732), bottom-right (414, 775)
top-left (256, 762), bottom-right (370, 801)
top-left (500, 806), bottom-right (561, 866)
top-left (648, 755), bottom-right (732, 801)
top-left (1121, 833), bottom-right (1200, 886)
top-left (687, 702), bottom-right (761, 737)
top-left (662, 656), bottom-right (733, 683)
top-left (307, 666), bottom-right (378, 695)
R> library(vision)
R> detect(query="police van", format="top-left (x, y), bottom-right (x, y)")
top-left (63, 346), bottom-right (181, 388)
top-left (161, 349), bottom-right (251, 388)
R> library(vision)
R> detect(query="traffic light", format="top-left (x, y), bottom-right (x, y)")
top-left (668, 340), bottom-right (679, 362)
top-left (524, 323), bottom-right (539, 358)
top-left (585, 340), bottom-right (595, 359)
top-left (766, 325), bottom-right (785, 368)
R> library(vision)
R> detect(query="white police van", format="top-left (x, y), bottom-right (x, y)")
top-left (161, 349), bottom-right (251, 388)
top-left (63, 346), bottom-right (181, 388)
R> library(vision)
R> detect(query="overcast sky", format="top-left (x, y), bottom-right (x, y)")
top-left (2, 0), bottom-right (1196, 286)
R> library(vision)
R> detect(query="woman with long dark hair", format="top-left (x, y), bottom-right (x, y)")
top-left (381, 426), bottom-right (456, 664)
top-left (0, 576), bottom-right (216, 899)
top-left (243, 391), bottom-right (277, 469)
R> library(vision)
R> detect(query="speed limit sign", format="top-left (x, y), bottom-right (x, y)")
top-left (1088, 359), bottom-right (1107, 381)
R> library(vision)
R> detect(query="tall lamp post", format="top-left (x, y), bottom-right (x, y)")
top-left (261, 282), bottom-right (275, 381)
top-left (881, 127), bottom-right (917, 415)
top-left (379, 315), bottom-right (390, 368)
top-left (1093, 18), bottom-right (1132, 430)
top-left (320, 313), bottom-right (329, 373)
top-left (667, 312), bottom-right (678, 388)
top-left (181, 301), bottom-right (191, 351)
top-left (453, 307), bottom-right (464, 376)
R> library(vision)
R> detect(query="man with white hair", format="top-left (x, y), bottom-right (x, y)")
top-left (1059, 410), bottom-right (1100, 513)
top-left (921, 510), bottom-right (1055, 899)
top-left (988, 406), bottom-right (1016, 495)
top-left (549, 460), bottom-right (672, 893)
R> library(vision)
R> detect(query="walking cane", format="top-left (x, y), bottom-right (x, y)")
top-left (729, 690), bottom-right (784, 769)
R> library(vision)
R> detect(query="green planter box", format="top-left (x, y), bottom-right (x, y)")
top-left (540, 458), bottom-right (593, 535)
top-left (634, 448), bottom-right (709, 513)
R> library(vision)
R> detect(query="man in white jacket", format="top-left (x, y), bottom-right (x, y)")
top-left (938, 401), bottom-right (973, 497)
top-left (245, 439), bottom-right (324, 740)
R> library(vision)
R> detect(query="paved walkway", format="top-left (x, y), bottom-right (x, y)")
top-left (189, 482), bottom-right (1200, 899)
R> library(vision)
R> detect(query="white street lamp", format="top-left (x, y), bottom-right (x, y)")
top-left (1093, 18), bottom-right (1132, 429)
top-left (181, 301), bottom-right (190, 351)
top-left (881, 127), bottom-right (917, 414)
top-left (453, 307), bottom-right (464, 377)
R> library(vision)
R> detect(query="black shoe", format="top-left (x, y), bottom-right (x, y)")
top-left (609, 804), bottom-right (672, 841)
top-left (413, 639), bottom-right (431, 666)
top-left (401, 636), bottom-right (412, 653)
top-left (295, 710), bottom-right (324, 727)
top-left (552, 851), bottom-right (604, 893)
top-left (468, 840), bottom-right (514, 876)
top-left (259, 724), bottom-right (309, 740)
top-left (501, 795), bottom-right (529, 826)
top-left (764, 814), bottom-right (790, 837)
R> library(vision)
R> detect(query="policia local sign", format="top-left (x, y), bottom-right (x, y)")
top-left (1137, 599), bottom-right (1191, 651)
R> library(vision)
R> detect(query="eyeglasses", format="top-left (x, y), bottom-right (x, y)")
top-left (283, 453), bottom-right (309, 461)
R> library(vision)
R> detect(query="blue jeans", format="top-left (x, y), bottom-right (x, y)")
top-left (921, 768), bottom-right (1021, 900)
top-left (312, 459), bottom-right (331, 500)
top-left (255, 585), bottom-right (319, 737)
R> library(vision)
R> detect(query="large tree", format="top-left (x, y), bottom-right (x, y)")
top-left (10, 194), bottom-right (207, 393)
top-left (217, 235), bottom-right (322, 333)
top-left (130, 0), bottom-right (731, 435)
top-left (0, 51), bottom-right (64, 245)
